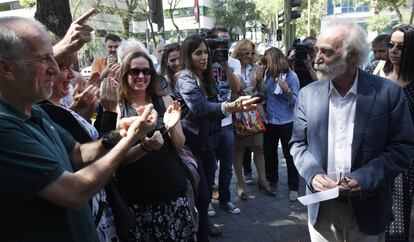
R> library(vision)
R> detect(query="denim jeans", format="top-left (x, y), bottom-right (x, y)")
top-left (215, 124), bottom-right (235, 203)
top-left (187, 144), bottom-right (216, 242)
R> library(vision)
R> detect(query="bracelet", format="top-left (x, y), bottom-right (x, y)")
top-left (140, 143), bottom-right (152, 152)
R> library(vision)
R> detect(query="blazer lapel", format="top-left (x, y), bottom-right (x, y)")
top-left (316, 81), bottom-right (330, 171)
top-left (351, 70), bottom-right (376, 164)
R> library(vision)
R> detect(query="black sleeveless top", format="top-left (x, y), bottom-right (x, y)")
top-left (116, 95), bottom-right (187, 204)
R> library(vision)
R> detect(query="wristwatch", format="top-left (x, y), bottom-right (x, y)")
top-left (101, 130), bottom-right (121, 150)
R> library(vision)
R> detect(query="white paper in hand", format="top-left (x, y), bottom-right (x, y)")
top-left (297, 187), bottom-right (340, 205)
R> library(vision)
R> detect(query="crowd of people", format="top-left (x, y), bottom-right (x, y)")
top-left (1, 7), bottom-right (414, 242)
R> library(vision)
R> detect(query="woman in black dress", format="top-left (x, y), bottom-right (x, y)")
top-left (115, 51), bottom-right (197, 241)
top-left (380, 24), bottom-right (414, 242)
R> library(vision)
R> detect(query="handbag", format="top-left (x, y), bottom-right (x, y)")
top-left (176, 145), bottom-right (200, 230)
top-left (105, 178), bottom-right (136, 240)
top-left (232, 106), bottom-right (267, 138)
top-left (177, 145), bottom-right (200, 197)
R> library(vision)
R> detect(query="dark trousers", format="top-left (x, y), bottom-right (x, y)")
top-left (188, 145), bottom-right (217, 242)
top-left (215, 124), bottom-right (235, 203)
top-left (263, 122), bottom-right (299, 191)
top-left (243, 147), bottom-right (252, 175)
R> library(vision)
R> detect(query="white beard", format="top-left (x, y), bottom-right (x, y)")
top-left (314, 57), bottom-right (347, 81)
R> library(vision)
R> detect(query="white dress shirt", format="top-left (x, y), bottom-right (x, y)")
top-left (327, 71), bottom-right (359, 181)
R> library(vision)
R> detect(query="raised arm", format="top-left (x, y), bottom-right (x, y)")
top-left (38, 104), bottom-right (156, 209)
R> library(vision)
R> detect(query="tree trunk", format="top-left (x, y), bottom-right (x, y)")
top-left (390, 0), bottom-right (404, 23)
top-left (146, 12), bottom-right (157, 46)
top-left (35, 0), bottom-right (72, 38)
top-left (169, 9), bottom-right (180, 42)
top-left (409, 2), bottom-right (414, 24)
top-left (122, 16), bottom-right (131, 38)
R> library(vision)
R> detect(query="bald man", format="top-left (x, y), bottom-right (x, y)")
top-left (290, 24), bottom-right (414, 241)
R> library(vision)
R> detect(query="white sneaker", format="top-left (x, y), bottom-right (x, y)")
top-left (220, 201), bottom-right (241, 214)
top-left (208, 203), bottom-right (216, 217)
top-left (244, 173), bottom-right (254, 185)
top-left (289, 191), bottom-right (298, 202)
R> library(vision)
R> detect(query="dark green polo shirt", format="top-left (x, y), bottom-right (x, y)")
top-left (0, 98), bottom-right (99, 242)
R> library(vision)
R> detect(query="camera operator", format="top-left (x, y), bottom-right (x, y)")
top-left (204, 27), bottom-right (242, 223)
top-left (287, 36), bottom-right (317, 88)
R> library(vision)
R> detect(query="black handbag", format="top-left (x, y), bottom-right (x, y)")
top-left (105, 178), bottom-right (135, 240)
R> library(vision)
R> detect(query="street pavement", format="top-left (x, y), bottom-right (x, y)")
top-left (209, 156), bottom-right (310, 242)
top-left (208, 154), bottom-right (414, 242)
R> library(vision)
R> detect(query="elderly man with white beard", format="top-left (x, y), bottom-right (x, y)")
top-left (289, 24), bottom-right (414, 242)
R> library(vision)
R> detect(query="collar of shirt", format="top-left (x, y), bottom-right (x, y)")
top-left (0, 96), bottom-right (34, 122)
top-left (242, 63), bottom-right (253, 82)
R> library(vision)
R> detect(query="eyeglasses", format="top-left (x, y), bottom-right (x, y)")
top-left (387, 42), bottom-right (404, 50)
top-left (242, 51), bottom-right (255, 56)
top-left (127, 67), bottom-right (151, 76)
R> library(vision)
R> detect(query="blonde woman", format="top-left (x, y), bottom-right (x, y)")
top-left (231, 39), bottom-right (275, 199)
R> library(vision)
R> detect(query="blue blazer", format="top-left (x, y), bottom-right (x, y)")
top-left (290, 69), bottom-right (414, 235)
top-left (175, 69), bottom-right (225, 151)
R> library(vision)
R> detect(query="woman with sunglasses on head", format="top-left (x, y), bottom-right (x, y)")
top-left (231, 39), bottom-right (275, 200)
top-left (175, 35), bottom-right (259, 241)
top-left (115, 51), bottom-right (197, 241)
top-left (379, 24), bottom-right (414, 242)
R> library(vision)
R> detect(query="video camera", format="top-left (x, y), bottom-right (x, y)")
top-left (291, 39), bottom-right (311, 62)
top-left (206, 37), bottom-right (231, 63)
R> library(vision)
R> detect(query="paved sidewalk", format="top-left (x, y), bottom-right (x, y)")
top-left (209, 157), bottom-right (310, 242)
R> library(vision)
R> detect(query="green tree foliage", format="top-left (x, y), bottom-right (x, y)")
top-left (256, 0), bottom-right (325, 40)
top-left (294, 0), bottom-right (326, 38)
top-left (19, 0), bottom-right (36, 8)
top-left (214, 0), bottom-right (259, 38)
top-left (356, 0), bottom-right (413, 24)
top-left (256, 0), bottom-right (283, 25)
top-left (93, 0), bottom-right (140, 39)
top-left (367, 14), bottom-right (393, 33)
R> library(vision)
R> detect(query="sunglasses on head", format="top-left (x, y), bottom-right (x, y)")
top-left (242, 51), bottom-right (255, 56)
top-left (127, 67), bottom-right (151, 76)
top-left (387, 42), bottom-right (404, 50)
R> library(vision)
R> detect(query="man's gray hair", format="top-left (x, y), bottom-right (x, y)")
top-left (117, 38), bottom-right (149, 63)
top-left (342, 24), bottom-right (370, 67)
top-left (0, 16), bottom-right (45, 61)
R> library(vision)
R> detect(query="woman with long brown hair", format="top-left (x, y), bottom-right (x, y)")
top-left (115, 51), bottom-right (197, 241)
top-left (262, 47), bottom-right (300, 202)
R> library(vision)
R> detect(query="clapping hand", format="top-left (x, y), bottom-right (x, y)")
top-left (69, 84), bottom-right (99, 120)
top-left (118, 104), bottom-right (157, 142)
top-left (87, 72), bottom-right (101, 88)
top-left (71, 84), bottom-right (99, 110)
top-left (100, 78), bottom-right (119, 112)
top-left (141, 131), bottom-right (164, 151)
top-left (108, 63), bottom-right (121, 82)
top-left (278, 78), bottom-right (290, 93)
top-left (163, 100), bottom-right (181, 131)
